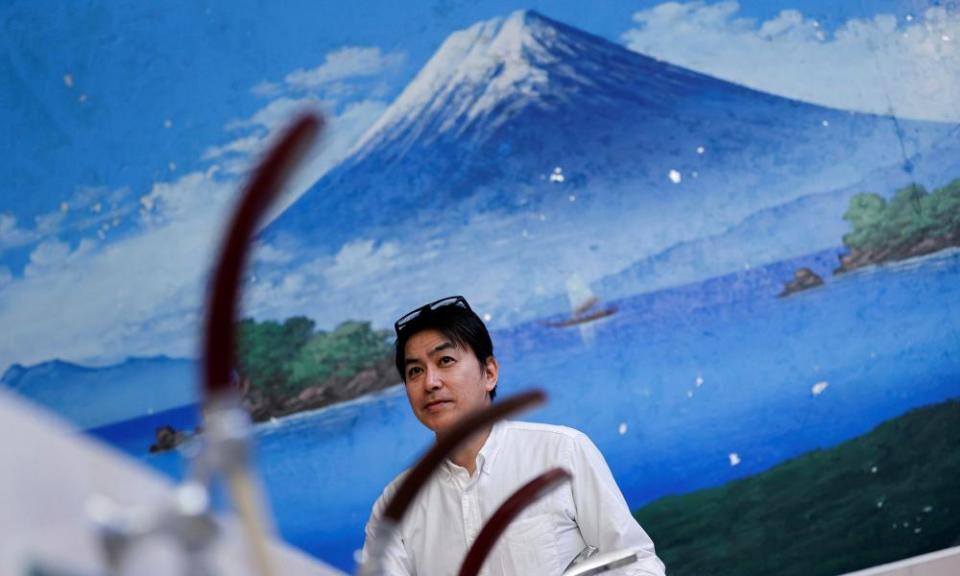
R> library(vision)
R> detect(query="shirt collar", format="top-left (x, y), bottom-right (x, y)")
top-left (440, 420), bottom-right (505, 480)
top-left (477, 420), bottom-right (504, 477)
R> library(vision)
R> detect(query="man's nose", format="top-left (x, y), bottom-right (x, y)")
top-left (424, 366), bottom-right (442, 390)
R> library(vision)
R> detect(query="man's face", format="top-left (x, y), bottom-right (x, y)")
top-left (402, 328), bottom-right (498, 435)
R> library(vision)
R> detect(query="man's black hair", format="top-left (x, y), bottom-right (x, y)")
top-left (394, 304), bottom-right (497, 400)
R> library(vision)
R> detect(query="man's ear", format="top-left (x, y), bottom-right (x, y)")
top-left (483, 356), bottom-right (499, 392)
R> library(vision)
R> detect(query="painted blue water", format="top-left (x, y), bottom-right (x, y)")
top-left (88, 249), bottom-right (960, 572)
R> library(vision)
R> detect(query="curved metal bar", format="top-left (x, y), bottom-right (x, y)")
top-left (199, 113), bottom-right (322, 576)
top-left (458, 467), bottom-right (571, 576)
top-left (202, 113), bottom-right (322, 398)
top-left (562, 548), bottom-right (640, 576)
top-left (382, 389), bottom-right (546, 522)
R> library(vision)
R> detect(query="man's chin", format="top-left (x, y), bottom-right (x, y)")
top-left (422, 411), bottom-right (458, 435)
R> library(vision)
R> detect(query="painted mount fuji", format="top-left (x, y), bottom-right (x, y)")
top-left (259, 10), bottom-right (956, 325)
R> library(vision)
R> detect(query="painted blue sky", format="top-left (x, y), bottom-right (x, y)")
top-left (1, 0), bottom-right (957, 371)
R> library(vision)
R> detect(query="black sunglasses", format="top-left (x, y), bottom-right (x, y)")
top-left (394, 295), bottom-right (471, 335)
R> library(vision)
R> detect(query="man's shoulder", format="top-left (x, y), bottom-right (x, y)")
top-left (501, 420), bottom-right (589, 444)
top-left (377, 468), bottom-right (410, 502)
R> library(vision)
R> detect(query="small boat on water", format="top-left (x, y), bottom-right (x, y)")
top-left (543, 274), bottom-right (617, 328)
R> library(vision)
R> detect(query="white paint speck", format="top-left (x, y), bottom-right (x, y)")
top-left (668, 169), bottom-right (682, 184)
top-left (695, 375), bottom-right (704, 387)
top-left (871, 465), bottom-right (878, 474)
top-left (906, 14), bottom-right (913, 21)
top-left (876, 500), bottom-right (884, 508)
top-left (482, 313), bottom-right (492, 322)
top-left (168, 162), bottom-right (177, 172)
top-left (696, 146), bottom-right (705, 155)
top-left (691, 171), bottom-right (699, 178)
top-left (728, 453), bottom-right (741, 466)
top-left (92, 203), bottom-right (102, 213)
top-left (923, 505), bottom-right (933, 513)
top-left (942, 35), bottom-right (951, 42)
top-left (821, 120), bottom-right (830, 127)
top-left (550, 166), bottom-right (565, 183)
top-left (60, 202), bottom-right (70, 213)
top-left (568, 194), bottom-right (576, 202)
top-left (812, 20), bottom-right (820, 28)
top-left (521, 229), bottom-right (529, 238)
top-left (914, 527), bottom-right (922, 534)
top-left (686, 390), bottom-right (694, 398)
top-left (79, 94), bottom-right (88, 103)
top-left (811, 381), bottom-right (829, 396)
top-left (164, 119), bottom-right (173, 129)
top-left (63, 74), bottom-right (74, 88)
top-left (618, 422), bottom-right (628, 435)
top-left (539, 213), bottom-right (547, 221)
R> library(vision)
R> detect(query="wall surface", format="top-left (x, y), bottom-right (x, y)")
top-left (1, 1), bottom-right (958, 574)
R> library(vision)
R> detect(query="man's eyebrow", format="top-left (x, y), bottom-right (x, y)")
top-left (428, 341), bottom-right (456, 356)
top-left (404, 341), bottom-right (456, 365)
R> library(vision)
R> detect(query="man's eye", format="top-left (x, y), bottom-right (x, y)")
top-left (407, 367), bottom-right (422, 378)
top-left (439, 356), bottom-right (455, 365)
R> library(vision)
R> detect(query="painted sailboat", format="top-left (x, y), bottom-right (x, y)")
top-left (544, 274), bottom-right (617, 328)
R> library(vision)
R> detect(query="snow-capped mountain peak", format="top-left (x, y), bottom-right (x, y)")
top-left (350, 11), bottom-right (591, 156)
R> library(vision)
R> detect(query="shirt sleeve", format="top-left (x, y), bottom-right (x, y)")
top-left (361, 482), bottom-right (416, 576)
top-left (567, 432), bottom-right (666, 576)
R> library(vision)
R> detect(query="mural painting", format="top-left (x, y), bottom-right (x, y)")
top-left (2, 1), bottom-right (959, 574)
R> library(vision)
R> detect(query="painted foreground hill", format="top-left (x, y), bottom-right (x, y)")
top-left (634, 399), bottom-right (960, 576)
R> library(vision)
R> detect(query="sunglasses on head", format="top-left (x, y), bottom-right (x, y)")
top-left (394, 295), bottom-right (471, 335)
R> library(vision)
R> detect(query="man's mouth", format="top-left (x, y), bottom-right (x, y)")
top-left (425, 399), bottom-right (453, 412)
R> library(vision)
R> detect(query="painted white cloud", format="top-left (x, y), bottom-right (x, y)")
top-left (242, 204), bottom-right (628, 335)
top-left (284, 47), bottom-right (404, 90)
top-left (201, 135), bottom-right (263, 161)
top-left (0, 169), bottom-right (235, 370)
top-left (25, 239), bottom-right (75, 277)
top-left (226, 96), bottom-right (330, 134)
top-left (139, 168), bottom-right (234, 224)
top-left (0, 214), bottom-right (38, 250)
top-left (251, 80), bottom-right (282, 98)
top-left (622, 2), bottom-right (960, 121)
top-left (1, 45), bottom-right (401, 371)
top-left (324, 239), bottom-right (400, 290)
top-left (1, 186), bottom-right (135, 256)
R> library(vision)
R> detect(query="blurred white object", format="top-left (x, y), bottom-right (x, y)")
top-left (0, 389), bottom-right (345, 576)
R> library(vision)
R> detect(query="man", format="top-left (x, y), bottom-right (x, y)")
top-left (362, 296), bottom-right (665, 575)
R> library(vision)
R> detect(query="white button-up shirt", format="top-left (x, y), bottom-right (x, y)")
top-left (362, 421), bottom-right (665, 575)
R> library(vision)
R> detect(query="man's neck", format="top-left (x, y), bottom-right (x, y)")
top-left (443, 424), bottom-right (493, 477)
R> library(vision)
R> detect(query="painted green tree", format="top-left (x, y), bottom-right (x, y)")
top-left (235, 317), bottom-right (392, 403)
top-left (842, 179), bottom-right (960, 254)
top-left (287, 321), bottom-right (392, 390)
top-left (235, 316), bottom-right (315, 402)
